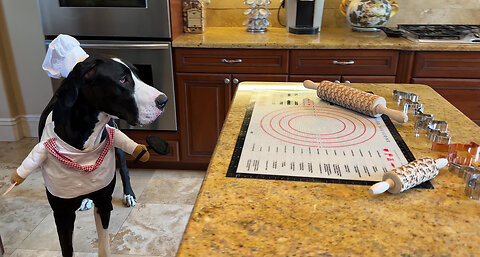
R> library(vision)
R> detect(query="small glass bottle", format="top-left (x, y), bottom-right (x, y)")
top-left (183, 0), bottom-right (205, 34)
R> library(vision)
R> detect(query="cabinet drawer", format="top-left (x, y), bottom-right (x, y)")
top-left (174, 48), bottom-right (288, 74)
top-left (412, 78), bottom-right (480, 125)
top-left (413, 52), bottom-right (480, 78)
top-left (290, 50), bottom-right (398, 75)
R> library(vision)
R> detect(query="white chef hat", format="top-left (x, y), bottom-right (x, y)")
top-left (42, 34), bottom-right (89, 79)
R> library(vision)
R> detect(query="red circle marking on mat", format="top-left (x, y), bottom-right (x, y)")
top-left (259, 106), bottom-right (377, 148)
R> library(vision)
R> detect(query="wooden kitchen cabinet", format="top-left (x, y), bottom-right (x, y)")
top-left (411, 78), bottom-right (480, 125)
top-left (289, 50), bottom-right (399, 84)
top-left (174, 48), bottom-right (289, 164)
top-left (290, 49), bottom-right (399, 76)
top-left (410, 51), bottom-right (480, 125)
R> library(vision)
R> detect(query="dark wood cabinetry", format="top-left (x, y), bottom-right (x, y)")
top-left (174, 48), bottom-right (288, 164)
top-left (289, 50), bottom-right (398, 84)
top-left (410, 51), bottom-right (480, 125)
top-left (290, 50), bottom-right (399, 76)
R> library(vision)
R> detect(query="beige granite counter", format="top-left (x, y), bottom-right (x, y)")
top-left (173, 27), bottom-right (480, 51)
top-left (177, 82), bottom-right (480, 257)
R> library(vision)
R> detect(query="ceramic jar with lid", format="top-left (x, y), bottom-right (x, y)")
top-left (340, 0), bottom-right (398, 31)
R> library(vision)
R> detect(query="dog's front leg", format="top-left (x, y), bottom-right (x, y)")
top-left (115, 147), bottom-right (136, 207)
top-left (94, 207), bottom-right (111, 257)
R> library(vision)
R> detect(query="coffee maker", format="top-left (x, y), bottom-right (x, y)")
top-left (286, 0), bottom-right (325, 34)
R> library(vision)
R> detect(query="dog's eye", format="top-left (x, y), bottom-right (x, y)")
top-left (119, 77), bottom-right (126, 84)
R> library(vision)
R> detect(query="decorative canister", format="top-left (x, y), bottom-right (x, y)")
top-left (340, 0), bottom-right (398, 32)
top-left (183, 0), bottom-right (205, 33)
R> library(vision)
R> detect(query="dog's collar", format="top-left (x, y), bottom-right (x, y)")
top-left (44, 127), bottom-right (116, 172)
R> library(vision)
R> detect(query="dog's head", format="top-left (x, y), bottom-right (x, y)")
top-left (56, 56), bottom-right (167, 126)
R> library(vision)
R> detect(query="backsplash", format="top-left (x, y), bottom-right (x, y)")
top-left (204, 0), bottom-right (480, 28)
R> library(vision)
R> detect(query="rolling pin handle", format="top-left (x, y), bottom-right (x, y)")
top-left (303, 80), bottom-right (320, 90)
top-left (369, 179), bottom-right (395, 195)
top-left (375, 104), bottom-right (408, 123)
top-left (435, 158), bottom-right (448, 169)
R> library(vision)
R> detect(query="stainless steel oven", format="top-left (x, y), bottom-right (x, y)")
top-left (47, 40), bottom-right (177, 131)
top-left (38, 0), bottom-right (176, 131)
top-left (38, 0), bottom-right (171, 39)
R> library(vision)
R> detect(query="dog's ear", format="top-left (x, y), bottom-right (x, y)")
top-left (55, 58), bottom-right (98, 108)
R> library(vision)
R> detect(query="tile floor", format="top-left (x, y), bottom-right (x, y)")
top-left (0, 138), bottom-right (205, 257)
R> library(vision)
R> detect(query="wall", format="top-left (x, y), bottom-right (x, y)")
top-left (205, 0), bottom-right (480, 28)
top-left (0, 0), bottom-right (52, 141)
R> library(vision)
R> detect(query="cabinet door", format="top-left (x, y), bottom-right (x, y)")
top-left (411, 78), bottom-right (480, 125)
top-left (341, 76), bottom-right (396, 83)
top-left (231, 74), bottom-right (288, 98)
top-left (176, 73), bottom-right (232, 163)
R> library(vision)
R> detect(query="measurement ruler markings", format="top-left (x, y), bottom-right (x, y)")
top-left (354, 165), bottom-right (361, 178)
top-left (333, 164), bottom-right (341, 177)
top-left (324, 164), bottom-right (332, 176)
top-left (364, 166), bottom-right (371, 177)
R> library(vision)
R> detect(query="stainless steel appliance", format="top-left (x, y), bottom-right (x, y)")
top-left (38, 0), bottom-right (170, 39)
top-left (38, 0), bottom-right (177, 131)
top-left (398, 24), bottom-right (480, 44)
top-left (286, 0), bottom-right (325, 34)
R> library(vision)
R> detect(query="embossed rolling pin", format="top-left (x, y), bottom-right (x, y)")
top-left (369, 158), bottom-right (448, 194)
top-left (303, 80), bottom-right (408, 123)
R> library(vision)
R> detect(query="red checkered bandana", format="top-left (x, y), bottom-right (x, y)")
top-left (44, 127), bottom-right (116, 172)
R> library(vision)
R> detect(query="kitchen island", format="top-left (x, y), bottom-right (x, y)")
top-left (176, 82), bottom-right (480, 256)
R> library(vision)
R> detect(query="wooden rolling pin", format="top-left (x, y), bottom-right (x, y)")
top-left (303, 80), bottom-right (408, 123)
top-left (369, 158), bottom-right (448, 194)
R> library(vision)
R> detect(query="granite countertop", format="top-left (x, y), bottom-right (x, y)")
top-left (177, 82), bottom-right (480, 257)
top-left (173, 27), bottom-right (480, 51)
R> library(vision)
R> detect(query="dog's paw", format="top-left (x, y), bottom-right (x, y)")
top-left (79, 199), bottom-right (93, 211)
top-left (123, 194), bottom-right (136, 207)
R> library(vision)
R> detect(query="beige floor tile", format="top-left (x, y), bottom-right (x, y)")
top-left (111, 203), bottom-right (193, 256)
top-left (20, 181), bottom-right (138, 252)
top-left (0, 197), bottom-right (51, 249)
top-left (140, 176), bottom-right (203, 204)
top-left (112, 169), bottom-right (154, 207)
top-left (151, 169), bottom-right (205, 179)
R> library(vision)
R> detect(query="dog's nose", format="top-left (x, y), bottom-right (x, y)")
top-left (155, 94), bottom-right (168, 109)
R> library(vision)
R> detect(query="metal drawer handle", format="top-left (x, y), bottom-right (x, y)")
top-left (333, 60), bottom-right (355, 65)
top-left (232, 78), bottom-right (239, 85)
top-left (221, 58), bottom-right (243, 64)
top-left (224, 78), bottom-right (231, 85)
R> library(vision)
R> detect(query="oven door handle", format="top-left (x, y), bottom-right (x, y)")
top-left (78, 43), bottom-right (171, 50)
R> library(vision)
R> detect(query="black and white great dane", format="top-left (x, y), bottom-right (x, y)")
top-left (19, 56), bottom-right (167, 257)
